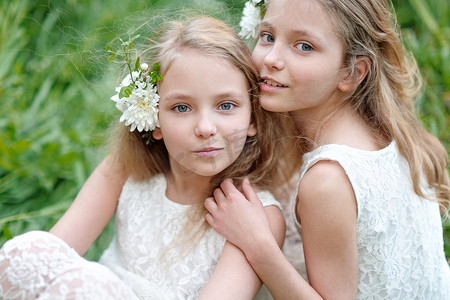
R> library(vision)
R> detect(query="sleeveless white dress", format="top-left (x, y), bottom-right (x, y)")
top-left (295, 141), bottom-right (450, 299)
top-left (0, 174), bottom-right (282, 299)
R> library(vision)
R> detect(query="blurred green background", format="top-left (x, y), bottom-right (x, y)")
top-left (0, 0), bottom-right (449, 261)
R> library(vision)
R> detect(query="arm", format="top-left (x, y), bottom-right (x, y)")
top-left (297, 160), bottom-right (358, 299)
top-left (200, 180), bottom-right (285, 299)
top-left (205, 178), bottom-right (321, 299)
top-left (50, 156), bottom-right (128, 256)
top-left (205, 164), bottom-right (358, 299)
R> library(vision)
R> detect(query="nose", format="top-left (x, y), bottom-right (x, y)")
top-left (194, 113), bottom-right (217, 138)
top-left (263, 44), bottom-right (285, 70)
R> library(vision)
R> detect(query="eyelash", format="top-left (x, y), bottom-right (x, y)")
top-left (174, 104), bottom-right (190, 113)
top-left (218, 102), bottom-right (236, 111)
top-left (172, 102), bottom-right (236, 113)
top-left (296, 42), bottom-right (313, 52)
top-left (260, 32), bottom-right (274, 43)
top-left (260, 31), bottom-right (314, 53)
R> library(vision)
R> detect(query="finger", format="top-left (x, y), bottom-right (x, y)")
top-left (205, 212), bottom-right (215, 227)
top-left (241, 178), bottom-right (260, 204)
top-left (204, 197), bottom-right (218, 213)
top-left (219, 178), bottom-right (239, 196)
top-left (213, 187), bottom-right (226, 205)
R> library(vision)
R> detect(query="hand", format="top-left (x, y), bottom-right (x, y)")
top-left (204, 178), bottom-right (273, 252)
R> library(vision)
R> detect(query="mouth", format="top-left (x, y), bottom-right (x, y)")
top-left (194, 147), bottom-right (223, 158)
top-left (260, 77), bottom-right (287, 89)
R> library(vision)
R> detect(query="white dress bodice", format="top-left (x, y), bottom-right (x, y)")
top-left (99, 174), bottom-right (282, 299)
top-left (295, 142), bottom-right (450, 299)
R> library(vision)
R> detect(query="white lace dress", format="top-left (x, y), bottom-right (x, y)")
top-left (294, 141), bottom-right (450, 299)
top-left (0, 174), bottom-right (282, 300)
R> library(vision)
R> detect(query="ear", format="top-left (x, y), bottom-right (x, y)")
top-left (247, 121), bottom-right (257, 137)
top-left (152, 127), bottom-right (163, 140)
top-left (338, 56), bottom-right (370, 93)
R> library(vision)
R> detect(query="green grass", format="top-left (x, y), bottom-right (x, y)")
top-left (0, 0), bottom-right (449, 262)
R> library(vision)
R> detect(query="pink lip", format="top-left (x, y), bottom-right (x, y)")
top-left (194, 147), bottom-right (223, 158)
top-left (259, 77), bottom-right (287, 93)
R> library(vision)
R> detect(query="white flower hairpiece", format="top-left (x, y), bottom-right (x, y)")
top-left (110, 65), bottom-right (160, 132)
top-left (239, 0), bottom-right (267, 40)
top-left (107, 35), bottom-right (162, 133)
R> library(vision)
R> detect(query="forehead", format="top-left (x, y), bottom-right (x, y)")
top-left (158, 49), bottom-right (250, 101)
top-left (163, 49), bottom-right (241, 79)
top-left (264, 0), bottom-right (338, 39)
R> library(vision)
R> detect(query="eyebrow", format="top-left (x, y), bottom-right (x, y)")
top-left (260, 21), bottom-right (322, 41)
top-left (215, 91), bottom-right (248, 100)
top-left (162, 91), bottom-right (248, 103)
top-left (162, 93), bottom-right (190, 103)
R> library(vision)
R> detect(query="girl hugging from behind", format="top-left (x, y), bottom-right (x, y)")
top-left (205, 0), bottom-right (450, 299)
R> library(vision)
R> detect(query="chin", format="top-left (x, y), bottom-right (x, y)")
top-left (193, 167), bottom-right (227, 178)
top-left (260, 99), bottom-right (285, 112)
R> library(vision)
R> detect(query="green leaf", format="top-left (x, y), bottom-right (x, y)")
top-left (107, 53), bottom-right (117, 62)
top-left (153, 62), bottom-right (160, 72)
top-left (2, 225), bottom-right (13, 240)
top-left (119, 85), bottom-right (134, 98)
top-left (130, 34), bottom-right (140, 42)
top-left (134, 57), bottom-right (140, 71)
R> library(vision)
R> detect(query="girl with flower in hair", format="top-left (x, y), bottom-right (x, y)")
top-left (0, 16), bottom-right (299, 299)
top-left (205, 0), bottom-right (450, 299)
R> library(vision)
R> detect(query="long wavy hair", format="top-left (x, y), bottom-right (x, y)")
top-left (310, 0), bottom-right (449, 214)
top-left (108, 16), bottom-right (300, 256)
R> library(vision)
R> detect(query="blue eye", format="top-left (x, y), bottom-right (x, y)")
top-left (219, 102), bottom-right (235, 111)
top-left (296, 43), bottom-right (313, 52)
top-left (174, 105), bottom-right (190, 113)
top-left (260, 33), bottom-right (274, 43)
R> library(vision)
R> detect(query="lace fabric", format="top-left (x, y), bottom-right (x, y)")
top-left (0, 231), bottom-right (136, 300)
top-left (295, 142), bottom-right (450, 299)
top-left (100, 174), bottom-right (285, 299)
top-left (0, 173), bottom-right (285, 299)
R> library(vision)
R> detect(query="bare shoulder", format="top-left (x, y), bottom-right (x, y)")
top-left (98, 155), bottom-right (128, 179)
top-left (297, 160), bottom-right (357, 218)
top-left (299, 159), bottom-right (352, 193)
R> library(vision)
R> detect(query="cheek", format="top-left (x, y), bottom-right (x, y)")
top-left (224, 135), bottom-right (247, 163)
top-left (157, 111), bottom-right (180, 134)
top-left (162, 130), bottom-right (188, 163)
top-left (293, 64), bottom-right (338, 90)
top-left (158, 118), bottom-right (186, 146)
top-left (251, 47), bottom-right (264, 72)
top-left (225, 118), bottom-right (253, 152)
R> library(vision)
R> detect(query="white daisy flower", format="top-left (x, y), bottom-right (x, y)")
top-left (111, 68), bottom-right (160, 132)
top-left (239, 0), bottom-right (268, 40)
top-left (239, 2), bottom-right (262, 39)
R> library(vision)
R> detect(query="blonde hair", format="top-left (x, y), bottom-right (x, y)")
top-left (109, 16), bottom-right (299, 255)
top-left (312, 0), bottom-right (449, 213)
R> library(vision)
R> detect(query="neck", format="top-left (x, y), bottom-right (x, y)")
top-left (165, 166), bottom-right (212, 206)
top-left (290, 105), bottom-right (386, 151)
